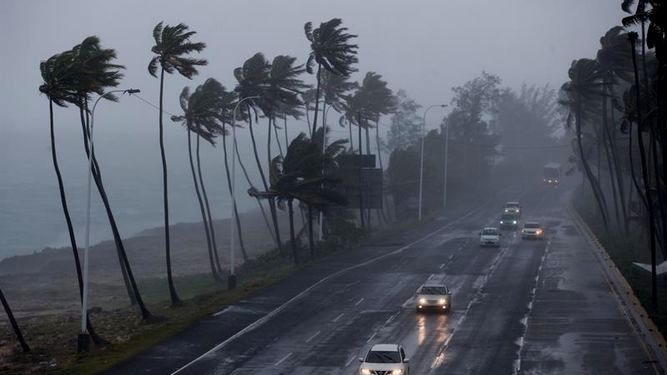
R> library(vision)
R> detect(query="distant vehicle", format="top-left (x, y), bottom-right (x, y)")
top-left (415, 274), bottom-right (452, 313)
top-left (359, 344), bottom-right (410, 375)
top-left (479, 227), bottom-right (501, 247)
top-left (521, 221), bottom-right (544, 240)
top-left (504, 202), bottom-right (521, 216)
top-left (543, 163), bottom-right (561, 185)
top-left (499, 213), bottom-right (519, 229)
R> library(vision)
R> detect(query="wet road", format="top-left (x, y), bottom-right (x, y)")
top-left (111, 184), bottom-right (662, 374)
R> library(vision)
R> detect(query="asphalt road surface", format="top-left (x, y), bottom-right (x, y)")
top-left (109, 183), bottom-right (662, 375)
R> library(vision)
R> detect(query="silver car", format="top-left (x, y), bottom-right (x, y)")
top-left (415, 276), bottom-right (452, 313)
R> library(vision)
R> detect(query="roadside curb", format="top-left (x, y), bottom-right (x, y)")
top-left (570, 207), bottom-right (667, 374)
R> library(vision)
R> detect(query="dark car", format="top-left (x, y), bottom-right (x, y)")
top-left (499, 213), bottom-right (519, 229)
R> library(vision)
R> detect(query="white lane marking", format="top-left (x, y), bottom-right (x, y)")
top-left (367, 333), bottom-right (377, 343)
top-left (345, 355), bottom-right (357, 367)
top-left (274, 352), bottom-right (292, 366)
top-left (305, 331), bottom-right (321, 343)
top-left (439, 263), bottom-right (446, 269)
top-left (355, 298), bottom-right (364, 306)
top-left (171, 204), bottom-right (487, 374)
top-left (402, 296), bottom-right (415, 308)
top-left (212, 306), bottom-right (231, 317)
top-left (386, 314), bottom-right (397, 324)
top-left (332, 313), bottom-right (345, 323)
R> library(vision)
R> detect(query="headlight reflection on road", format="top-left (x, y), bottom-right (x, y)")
top-left (417, 315), bottom-right (426, 345)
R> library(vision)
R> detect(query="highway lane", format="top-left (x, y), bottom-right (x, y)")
top-left (174, 185), bottom-right (544, 374)
top-left (113, 182), bottom-right (661, 375)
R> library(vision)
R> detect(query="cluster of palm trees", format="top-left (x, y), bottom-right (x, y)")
top-left (562, 0), bottom-right (666, 307)
top-left (0, 17), bottom-right (406, 354)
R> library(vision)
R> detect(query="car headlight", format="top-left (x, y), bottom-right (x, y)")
top-left (504, 209), bottom-right (509, 212)
top-left (360, 369), bottom-right (371, 375)
top-left (391, 370), bottom-right (403, 375)
top-left (419, 298), bottom-right (427, 304)
top-left (513, 220), bottom-right (517, 224)
top-left (439, 298), bottom-right (447, 305)
top-left (500, 220), bottom-right (504, 224)
top-left (536, 229), bottom-right (543, 234)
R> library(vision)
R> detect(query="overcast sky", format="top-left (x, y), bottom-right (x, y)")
top-left (1, 0), bottom-right (626, 135)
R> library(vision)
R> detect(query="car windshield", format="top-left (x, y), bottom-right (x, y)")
top-left (506, 203), bottom-right (519, 208)
top-left (501, 214), bottom-right (516, 220)
top-left (482, 229), bottom-right (498, 235)
top-left (365, 350), bottom-right (401, 363)
top-left (420, 286), bottom-right (447, 295)
top-left (525, 223), bottom-right (540, 228)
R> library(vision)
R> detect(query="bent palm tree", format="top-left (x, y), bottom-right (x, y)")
top-left (171, 83), bottom-right (223, 280)
top-left (149, 22), bottom-right (207, 305)
top-left (250, 133), bottom-right (347, 260)
top-left (0, 288), bottom-right (29, 353)
top-left (304, 18), bottom-right (359, 134)
top-left (561, 59), bottom-right (610, 229)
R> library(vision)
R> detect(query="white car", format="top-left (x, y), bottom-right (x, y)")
top-left (479, 227), bottom-right (501, 247)
top-left (521, 221), bottom-right (544, 239)
top-left (504, 201), bottom-right (521, 216)
top-left (415, 275), bottom-right (452, 313)
top-left (359, 344), bottom-right (410, 375)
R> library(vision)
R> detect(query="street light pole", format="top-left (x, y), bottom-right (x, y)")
top-left (79, 88), bottom-right (139, 353)
top-left (442, 118), bottom-right (450, 211)
top-left (229, 96), bottom-right (260, 290)
top-left (418, 104), bottom-right (447, 221)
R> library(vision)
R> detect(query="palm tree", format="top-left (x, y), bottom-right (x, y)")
top-left (149, 22), bottom-right (207, 306)
top-left (0, 287), bottom-right (29, 353)
top-left (234, 53), bottom-right (285, 253)
top-left (561, 59), bottom-right (610, 229)
top-left (171, 83), bottom-right (223, 280)
top-left (597, 26), bottom-right (636, 232)
top-left (250, 133), bottom-right (346, 260)
top-left (39, 51), bottom-right (109, 344)
top-left (304, 18), bottom-right (359, 135)
top-left (66, 36), bottom-right (152, 321)
top-left (629, 30), bottom-right (659, 308)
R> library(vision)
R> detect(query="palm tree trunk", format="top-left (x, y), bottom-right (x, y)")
top-left (365, 126), bottom-right (372, 228)
top-left (288, 199), bottom-right (299, 263)
top-left (308, 204), bottom-right (315, 258)
top-left (188, 131), bottom-right (218, 280)
top-left (630, 33), bottom-right (658, 308)
top-left (79, 103), bottom-right (151, 319)
top-left (348, 119), bottom-right (354, 151)
top-left (576, 98), bottom-right (609, 229)
top-left (78, 103), bottom-right (134, 306)
top-left (601, 93), bottom-right (622, 229)
top-left (375, 122), bottom-right (389, 224)
top-left (247, 108), bottom-right (283, 252)
top-left (283, 116), bottom-right (289, 151)
top-left (234, 132), bottom-right (275, 245)
top-left (221, 129), bottom-right (249, 262)
top-left (158, 68), bottom-right (181, 306)
top-left (357, 113), bottom-right (365, 228)
top-left (51, 101), bottom-right (107, 346)
top-left (0, 288), bottom-right (29, 353)
top-left (311, 64), bottom-right (322, 135)
top-left (273, 117), bottom-right (284, 158)
top-left (606, 89), bottom-right (629, 233)
top-left (196, 134), bottom-right (224, 276)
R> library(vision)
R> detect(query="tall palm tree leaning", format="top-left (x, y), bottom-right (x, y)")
top-left (304, 18), bottom-right (359, 135)
top-left (39, 51), bottom-right (108, 344)
top-left (560, 59), bottom-right (610, 229)
top-left (149, 22), bottom-right (207, 306)
top-left (233, 53), bottom-right (284, 253)
top-left (171, 82), bottom-right (223, 281)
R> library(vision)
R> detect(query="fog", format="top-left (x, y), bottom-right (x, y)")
top-left (0, 0), bottom-right (624, 257)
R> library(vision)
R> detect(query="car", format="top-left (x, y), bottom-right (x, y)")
top-left (521, 221), bottom-right (544, 239)
top-left (504, 202), bottom-right (522, 216)
top-left (359, 344), bottom-right (410, 375)
top-left (499, 213), bottom-right (519, 229)
top-left (479, 227), bottom-right (501, 247)
top-left (415, 275), bottom-right (452, 313)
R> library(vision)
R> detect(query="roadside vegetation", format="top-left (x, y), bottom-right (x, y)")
top-left (565, 0), bottom-right (667, 340)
